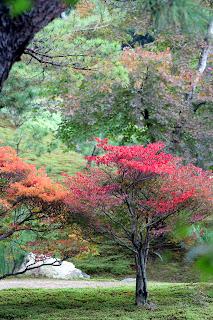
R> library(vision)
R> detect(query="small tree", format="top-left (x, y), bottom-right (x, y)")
top-left (0, 146), bottom-right (87, 278)
top-left (64, 139), bottom-right (212, 306)
top-left (0, 146), bottom-right (67, 240)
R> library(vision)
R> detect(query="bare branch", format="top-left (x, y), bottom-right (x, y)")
top-left (0, 257), bottom-right (63, 280)
top-left (24, 49), bottom-right (95, 70)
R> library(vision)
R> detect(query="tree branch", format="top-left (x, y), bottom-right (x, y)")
top-left (24, 48), bottom-right (94, 70)
top-left (0, 257), bottom-right (63, 280)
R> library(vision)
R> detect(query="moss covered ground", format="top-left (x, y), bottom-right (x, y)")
top-left (0, 282), bottom-right (212, 320)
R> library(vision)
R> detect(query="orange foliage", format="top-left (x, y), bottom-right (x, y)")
top-left (76, 0), bottom-right (95, 18)
top-left (120, 47), bottom-right (194, 91)
top-left (9, 169), bottom-right (67, 202)
top-left (0, 146), bottom-right (33, 174)
top-left (0, 146), bottom-right (67, 205)
top-left (0, 145), bottom-right (67, 245)
top-left (121, 47), bottom-right (172, 71)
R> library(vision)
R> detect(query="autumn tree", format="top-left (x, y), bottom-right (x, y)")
top-left (118, 30), bottom-right (213, 167)
top-left (49, 1), bottom-right (211, 167)
top-left (64, 138), bottom-right (212, 306)
top-left (0, 146), bottom-right (89, 279)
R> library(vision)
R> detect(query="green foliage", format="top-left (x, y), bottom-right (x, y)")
top-left (74, 253), bottom-right (131, 275)
top-left (187, 227), bottom-right (213, 281)
top-left (116, 123), bottom-right (150, 145)
top-left (141, 0), bottom-right (211, 34)
top-left (0, 240), bottom-right (25, 277)
top-left (0, 60), bottom-right (86, 175)
top-left (0, 207), bottom-right (38, 278)
top-left (196, 252), bottom-right (213, 279)
top-left (2, 0), bottom-right (211, 165)
top-left (5, 0), bottom-right (32, 15)
top-left (0, 283), bottom-right (212, 319)
top-left (4, 0), bottom-right (79, 16)
top-left (58, 85), bottom-right (150, 150)
top-left (1, 109), bottom-right (61, 156)
top-left (0, 63), bottom-right (42, 114)
top-left (172, 214), bottom-right (192, 241)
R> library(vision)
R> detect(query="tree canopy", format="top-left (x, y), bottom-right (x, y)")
top-left (0, 0), bottom-right (211, 88)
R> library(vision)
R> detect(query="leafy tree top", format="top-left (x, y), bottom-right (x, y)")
top-left (65, 139), bottom-right (212, 224)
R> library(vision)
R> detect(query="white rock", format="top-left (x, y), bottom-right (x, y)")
top-left (18, 253), bottom-right (90, 279)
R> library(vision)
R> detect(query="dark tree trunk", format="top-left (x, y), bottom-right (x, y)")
top-left (135, 249), bottom-right (148, 306)
top-left (0, 0), bottom-right (67, 89)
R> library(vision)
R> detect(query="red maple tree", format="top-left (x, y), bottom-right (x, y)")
top-left (64, 139), bottom-right (212, 306)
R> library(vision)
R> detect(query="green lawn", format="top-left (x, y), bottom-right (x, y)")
top-left (0, 282), bottom-right (212, 320)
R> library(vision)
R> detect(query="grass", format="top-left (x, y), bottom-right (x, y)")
top-left (23, 147), bottom-right (85, 178)
top-left (0, 282), bottom-right (212, 320)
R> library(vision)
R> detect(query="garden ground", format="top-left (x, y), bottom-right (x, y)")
top-left (0, 282), bottom-right (212, 320)
top-left (0, 278), bottom-right (128, 290)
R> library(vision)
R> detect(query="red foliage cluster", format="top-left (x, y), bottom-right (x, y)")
top-left (65, 139), bottom-right (212, 228)
top-left (87, 139), bottom-right (179, 174)
top-left (64, 139), bottom-right (212, 307)
top-left (64, 168), bottom-right (121, 214)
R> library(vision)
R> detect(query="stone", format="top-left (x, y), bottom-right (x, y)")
top-left (121, 277), bottom-right (135, 283)
top-left (18, 253), bottom-right (90, 279)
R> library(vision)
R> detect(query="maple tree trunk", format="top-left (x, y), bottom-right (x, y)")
top-left (135, 249), bottom-right (148, 306)
top-left (0, 0), bottom-right (67, 89)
